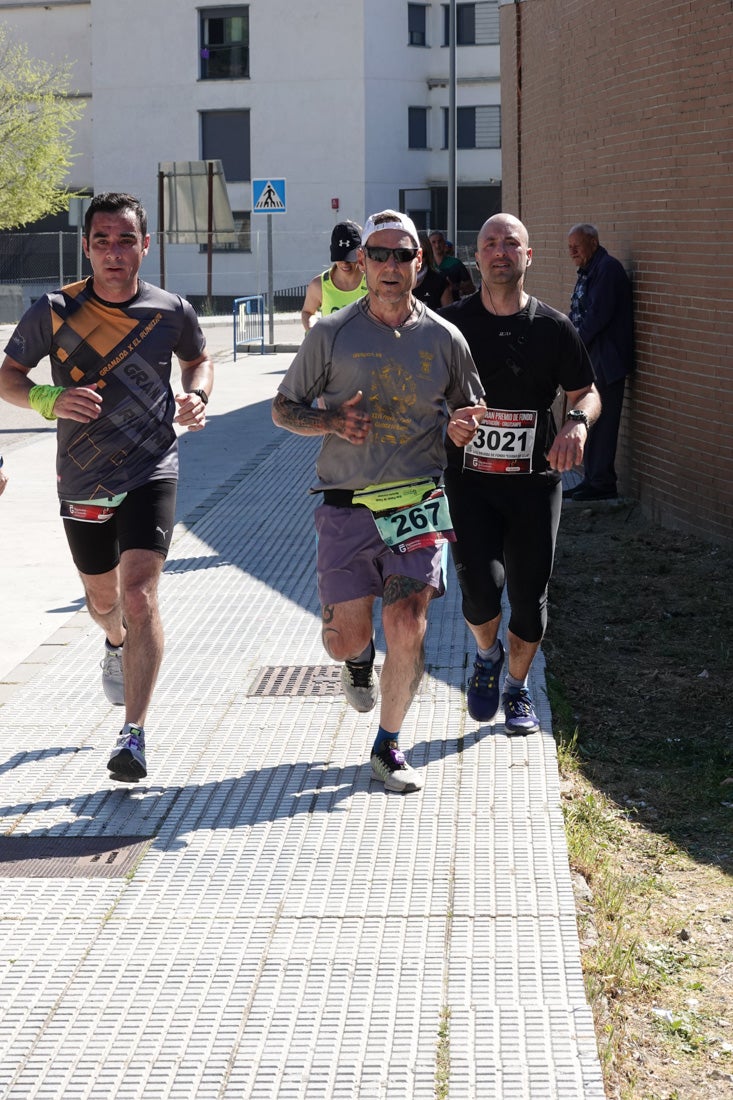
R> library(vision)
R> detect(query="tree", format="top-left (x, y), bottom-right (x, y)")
top-left (0, 25), bottom-right (86, 229)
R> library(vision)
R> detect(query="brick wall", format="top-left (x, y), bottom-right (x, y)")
top-left (500, 0), bottom-right (733, 544)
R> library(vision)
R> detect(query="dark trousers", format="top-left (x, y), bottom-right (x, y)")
top-left (584, 375), bottom-right (626, 493)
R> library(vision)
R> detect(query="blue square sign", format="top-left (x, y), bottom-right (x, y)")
top-left (252, 178), bottom-right (286, 213)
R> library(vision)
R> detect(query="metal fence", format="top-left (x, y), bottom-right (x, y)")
top-left (232, 295), bottom-right (265, 358)
top-left (187, 285), bottom-right (307, 317)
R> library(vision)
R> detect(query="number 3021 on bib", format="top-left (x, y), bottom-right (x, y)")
top-left (464, 408), bottom-right (537, 474)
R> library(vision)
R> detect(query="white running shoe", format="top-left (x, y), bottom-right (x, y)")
top-left (370, 740), bottom-right (423, 793)
top-left (101, 643), bottom-right (125, 706)
top-left (341, 647), bottom-right (379, 713)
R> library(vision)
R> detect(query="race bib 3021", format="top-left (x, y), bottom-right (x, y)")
top-left (464, 408), bottom-right (537, 474)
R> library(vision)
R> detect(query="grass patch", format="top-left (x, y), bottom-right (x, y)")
top-left (545, 504), bottom-right (733, 1098)
top-left (435, 1005), bottom-right (451, 1099)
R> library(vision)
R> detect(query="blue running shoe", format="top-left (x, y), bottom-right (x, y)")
top-left (466, 640), bottom-right (504, 722)
top-left (502, 689), bottom-right (540, 735)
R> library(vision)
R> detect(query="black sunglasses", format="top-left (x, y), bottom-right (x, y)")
top-left (363, 245), bottom-right (419, 263)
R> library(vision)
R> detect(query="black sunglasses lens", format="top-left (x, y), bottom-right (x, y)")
top-left (366, 246), bottom-right (417, 263)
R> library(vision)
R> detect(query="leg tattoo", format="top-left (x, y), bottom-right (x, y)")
top-left (383, 576), bottom-right (427, 607)
top-left (321, 603), bottom-right (339, 657)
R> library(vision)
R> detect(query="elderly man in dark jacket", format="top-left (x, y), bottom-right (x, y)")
top-left (565, 223), bottom-right (634, 500)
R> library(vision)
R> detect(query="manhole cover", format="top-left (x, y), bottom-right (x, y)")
top-left (0, 835), bottom-right (153, 878)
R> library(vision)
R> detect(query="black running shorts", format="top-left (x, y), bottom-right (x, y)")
top-left (62, 478), bottom-right (177, 576)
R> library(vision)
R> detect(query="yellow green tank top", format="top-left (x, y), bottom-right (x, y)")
top-left (320, 268), bottom-right (367, 315)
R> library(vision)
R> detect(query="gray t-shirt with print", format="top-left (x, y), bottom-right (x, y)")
top-left (277, 298), bottom-right (484, 492)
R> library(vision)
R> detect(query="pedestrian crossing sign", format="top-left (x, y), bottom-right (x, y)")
top-left (252, 178), bottom-right (287, 213)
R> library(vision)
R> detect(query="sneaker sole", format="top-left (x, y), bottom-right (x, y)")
top-left (107, 750), bottom-right (147, 780)
top-left (504, 720), bottom-right (540, 736)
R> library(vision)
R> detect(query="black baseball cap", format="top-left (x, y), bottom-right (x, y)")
top-left (330, 221), bottom-right (362, 263)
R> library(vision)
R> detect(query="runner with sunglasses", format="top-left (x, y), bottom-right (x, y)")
top-left (272, 210), bottom-right (485, 793)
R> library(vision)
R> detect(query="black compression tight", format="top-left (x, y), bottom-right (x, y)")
top-left (444, 468), bottom-right (562, 643)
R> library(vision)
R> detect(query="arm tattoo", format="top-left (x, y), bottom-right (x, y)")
top-left (273, 393), bottom-right (336, 436)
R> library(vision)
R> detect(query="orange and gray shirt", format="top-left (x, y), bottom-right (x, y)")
top-left (4, 277), bottom-right (206, 500)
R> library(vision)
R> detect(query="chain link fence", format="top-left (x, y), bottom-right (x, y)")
top-left (0, 231), bottom-right (89, 289)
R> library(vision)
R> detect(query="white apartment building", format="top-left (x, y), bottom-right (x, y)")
top-left (0, 0), bottom-right (501, 300)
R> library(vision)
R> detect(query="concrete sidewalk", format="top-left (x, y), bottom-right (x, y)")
top-left (0, 321), bottom-right (605, 1099)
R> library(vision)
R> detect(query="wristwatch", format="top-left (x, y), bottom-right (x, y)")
top-left (192, 388), bottom-right (209, 406)
top-left (566, 409), bottom-right (589, 431)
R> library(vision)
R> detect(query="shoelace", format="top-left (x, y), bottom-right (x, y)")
top-left (505, 690), bottom-right (533, 716)
top-left (470, 658), bottom-right (499, 692)
top-left (345, 660), bottom-right (373, 688)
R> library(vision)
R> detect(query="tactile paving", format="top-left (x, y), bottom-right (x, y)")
top-left (0, 432), bottom-right (605, 1098)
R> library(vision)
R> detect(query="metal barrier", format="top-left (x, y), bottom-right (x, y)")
top-left (233, 295), bottom-right (265, 358)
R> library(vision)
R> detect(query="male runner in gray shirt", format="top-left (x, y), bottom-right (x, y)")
top-left (273, 210), bottom-right (484, 793)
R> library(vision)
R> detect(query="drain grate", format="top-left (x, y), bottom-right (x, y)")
top-left (0, 835), bottom-right (153, 879)
top-left (250, 664), bottom-right (346, 698)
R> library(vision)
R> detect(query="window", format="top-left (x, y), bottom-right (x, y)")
top-left (455, 3), bottom-right (476, 44)
top-left (407, 209), bottom-right (430, 231)
top-left (200, 6), bottom-right (249, 79)
top-left (443, 106), bottom-right (501, 149)
top-left (442, 2), bottom-right (499, 46)
top-left (201, 110), bottom-right (251, 181)
top-left (408, 3), bottom-right (428, 46)
top-left (408, 107), bottom-right (429, 149)
top-left (200, 209), bottom-right (251, 253)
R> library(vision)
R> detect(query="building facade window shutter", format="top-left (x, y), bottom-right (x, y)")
top-left (201, 110), bottom-right (251, 181)
top-left (475, 105), bottom-right (501, 148)
top-left (474, 2), bottom-right (499, 45)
